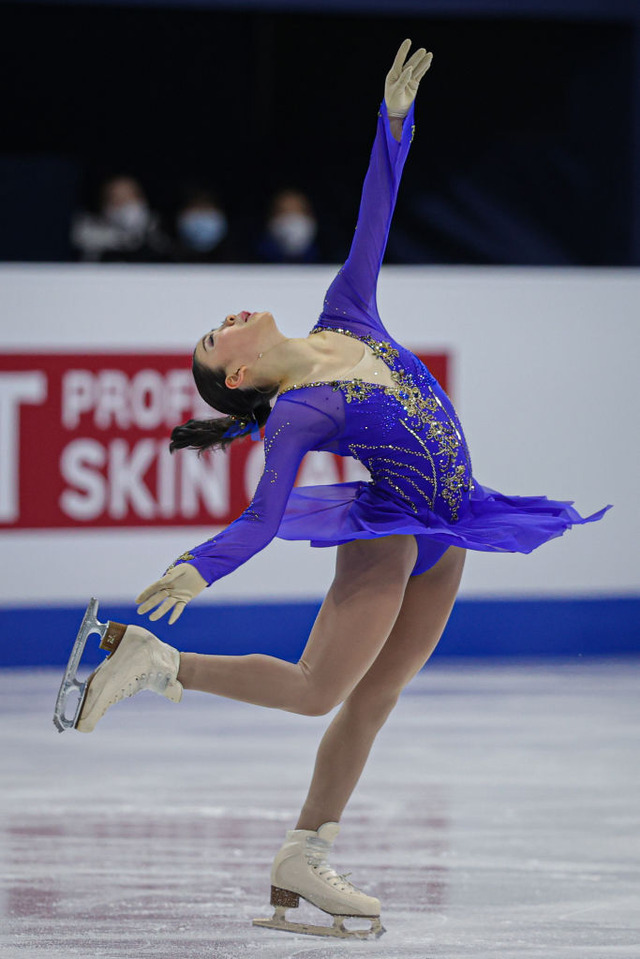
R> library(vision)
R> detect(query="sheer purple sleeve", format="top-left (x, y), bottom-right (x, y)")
top-left (170, 396), bottom-right (339, 586)
top-left (319, 100), bottom-right (416, 336)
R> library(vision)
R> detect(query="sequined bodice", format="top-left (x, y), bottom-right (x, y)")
top-left (277, 325), bottom-right (473, 523)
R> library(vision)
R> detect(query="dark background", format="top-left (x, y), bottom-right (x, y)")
top-left (1, 0), bottom-right (638, 264)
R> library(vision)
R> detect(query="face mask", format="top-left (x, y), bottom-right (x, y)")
top-left (268, 213), bottom-right (317, 256)
top-left (178, 210), bottom-right (228, 252)
top-left (106, 201), bottom-right (150, 234)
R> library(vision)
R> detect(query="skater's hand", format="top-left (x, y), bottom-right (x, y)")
top-left (384, 39), bottom-right (432, 118)
top-left (135, 564), bottom-right (207, 624)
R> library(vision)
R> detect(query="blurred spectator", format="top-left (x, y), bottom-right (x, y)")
top-left (174, 189), bottom-right (232, 263)
top-left (257, 188), bottom-right (319, 263)
top-left (71, 175), bottom-right (172, 262)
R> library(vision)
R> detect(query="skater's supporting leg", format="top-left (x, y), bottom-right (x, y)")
top-left (177, 535), bottom-right (418, 715)
top-left (295, 546), bottom-right (466, 830)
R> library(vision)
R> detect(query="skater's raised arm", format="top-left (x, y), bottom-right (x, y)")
top-left (319, 40), bottom-right (432, 337)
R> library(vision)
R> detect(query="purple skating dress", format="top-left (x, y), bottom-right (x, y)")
top-left (174, 101), bottom-right (610, 585)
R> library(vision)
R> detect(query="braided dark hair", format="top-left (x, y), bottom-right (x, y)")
top-left (170, 355), bottom-right (279, 454)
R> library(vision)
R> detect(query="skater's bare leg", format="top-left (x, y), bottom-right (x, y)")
top-left (177, 535), bottom-right (417, 715)
top-left (295, 546), bottom-right (466, 830)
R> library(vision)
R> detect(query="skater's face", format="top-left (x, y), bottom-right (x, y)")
top-left (194, 311), bottom-right (277, 389)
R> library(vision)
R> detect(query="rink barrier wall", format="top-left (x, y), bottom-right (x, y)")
top-left (1, 264), bottom-right (638, 664)
top-left (1, 596), bottom-right (639, 668)
top-left (0, 263), bottom-right (636, 605)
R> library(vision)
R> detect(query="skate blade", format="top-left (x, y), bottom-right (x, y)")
top-left (52, 598), bottom-right (109, 733)
top-left (253, 907), bottom-right (385, 940)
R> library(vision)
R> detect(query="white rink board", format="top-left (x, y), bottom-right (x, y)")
top-left (0, 264), bottom-right (637, 606)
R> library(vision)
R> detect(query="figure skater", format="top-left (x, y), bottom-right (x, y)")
top-left (61, 40), bottom-right (609, 939)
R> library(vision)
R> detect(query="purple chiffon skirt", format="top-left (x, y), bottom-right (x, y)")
top-left (277, 480), bottom-right (611, 575)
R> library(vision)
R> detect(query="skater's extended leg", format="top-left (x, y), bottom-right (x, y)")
top-left (73, 536), bottom-right (416, 733)
top-left (178, 535), bottom-right (418, 715)
top-left (295, 546), bottom-right (466, 829)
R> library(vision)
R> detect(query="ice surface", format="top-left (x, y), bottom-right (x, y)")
top-left (1, 660), bottom-right (639, 958)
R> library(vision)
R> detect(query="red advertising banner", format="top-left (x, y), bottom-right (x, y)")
top-left (0, 351), bottom-right (449, 529)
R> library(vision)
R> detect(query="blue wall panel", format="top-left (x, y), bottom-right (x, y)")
top-left (1, 597), bottom-right (638, 668)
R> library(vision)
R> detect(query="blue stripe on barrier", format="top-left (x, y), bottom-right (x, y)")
top-left (0, 597), bottom-right (639, 668)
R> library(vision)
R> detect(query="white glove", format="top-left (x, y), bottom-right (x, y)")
top-left (136, 563), bottom-right (207, 625)
top-left (384, 39), bottom-right (433, 118)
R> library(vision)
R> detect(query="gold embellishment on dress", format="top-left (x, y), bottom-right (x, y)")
top-left (432, 394), bottom-right (473, 479)
top-left (280, 376), bottom-right (397, 400)
top-left (264, 420), bottom-right (292, 456)
top-left (399, 419), bottom-right (442, 504)
top-left (348, 441), bottom-right (438, 511)
top-left (165, 550), bottom-right (195, 572)
top-left (388, 378), bottom-right (440, 425)
top-left (411, 124), bottom-right (416, 144)
top-left (374, 458), bottom-right (437, 508)
top-left (441, 465), bottom-right (469, 519)
top-left (399, 419), bottom-right (470, 521)
top-left (310, 325), bottom-right (400, 363)
top-left (369, 470), bottom-right (418, 513)
top-left (367, 338), bottom-right (400, 363)
top-left (278, 378), bottom-right (344, 397)
top-left (369, 467), bottom-right (425, 513)
top-left (337, 379), bottom-right (378, 403)
top-left (424, 419), bottom-right (459, 464)
top-left (387, 374), bottom-right (473, 517)
top-left (349, 441), bottom-right (434, 463)
top-left (349, 443), bottom-right (438, 509)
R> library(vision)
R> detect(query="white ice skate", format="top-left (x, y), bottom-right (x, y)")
top-left (253, 822), bottom-right (384, 939)
top-left (53, 598), bottom-right (182, 733)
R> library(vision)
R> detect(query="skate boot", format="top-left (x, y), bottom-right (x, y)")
top-left (75, 624), bottom-right (182, 733)
top-left (253, 822), bottom-right (384, 939)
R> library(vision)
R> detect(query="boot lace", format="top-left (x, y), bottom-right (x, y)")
top-left (108, 667), bottom-right (170, 707)
top-left (109, 673), bottom-right (149, 707)
top-left (305, 835), bottom-right (358, 893)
